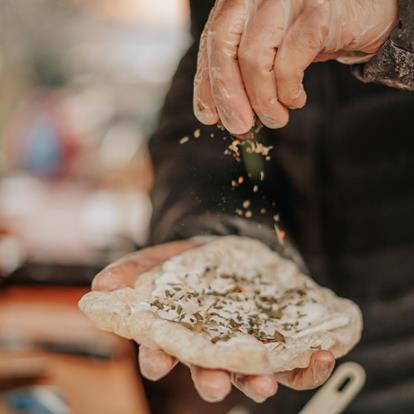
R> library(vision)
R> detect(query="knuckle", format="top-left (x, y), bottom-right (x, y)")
top-left (206, 27), bottom-right (219, 45)
top-left (239, 44), bottom-right (273, 74)
top-left (206, 28), bottom-right (237, 58)
top-left (238, 45), bottom-right (255, 68)
top-left (258, 107), bottom-right (289, 129)
top-left (275, 63), bottom-right (301, 82)
top-left (300, 2), bottom-right (330, 41)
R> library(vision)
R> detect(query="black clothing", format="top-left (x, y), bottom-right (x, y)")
top-left (149, 1), bottom-right (414, 412)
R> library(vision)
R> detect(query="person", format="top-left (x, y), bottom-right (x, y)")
top-left (92, 1), bottom-right (414, 413)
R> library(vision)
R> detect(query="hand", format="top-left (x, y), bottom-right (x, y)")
top-left (92, 240), bottom-right (335, 403)
top-left (193, 0), bottom-right (398, 134)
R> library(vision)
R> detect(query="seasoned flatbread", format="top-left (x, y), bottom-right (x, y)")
top-left (79, 236), bottom-right (362, 374)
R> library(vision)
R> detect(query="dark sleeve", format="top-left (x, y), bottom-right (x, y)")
top-left (352, 0), bottom-right (414, 90)
top-left (148, 42), bottom-right (276, 247)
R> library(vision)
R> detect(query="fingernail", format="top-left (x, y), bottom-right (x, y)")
top-left (194, 100), bottom-right (217, 123)
top-left (315, 360), bottom-right (333, 381)
top-left (141, 369), bottom-right (166, 381)
top-left (260, 115), bottom-right (287, 129)
top-left (220, 115), bottom-right (251, 135)
top-left (242, 389), bottom-right (268, 404)
top-left (233, 376), bottom-right (272, 403)
top-left (140, 352), bottom-right (175, 381)
top-left (196, 382), bottom-right (230, 403)
top-left (141, 361), bottom-right (174, 381)
top-left (198, 392), bottom-right (226, 403)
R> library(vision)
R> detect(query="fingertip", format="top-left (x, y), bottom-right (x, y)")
top-left (312, 350), bottom-right (335, 365)
top-left (196, 111), bottom-right (220, 126)
top-left (291, 87), bottom-right (307, 109)
top-left (91, 270), bottom-right (126, 292)
top-left (220, 115), bottom-right (254, 136)
top-left (139, 346), bottom-right (177, 381)
top-left (245, 375), bottom-right (278, 397)
top-left (193, 97), bottom-right (219, 125)
top-left (280, 85), bottom-right (307, 110)
top-left (259, 110), bottom-right (289, 130)
top-left (311, 350), bottom-right (335, 386)
top-left (191, 367), bottom-right (232, 402)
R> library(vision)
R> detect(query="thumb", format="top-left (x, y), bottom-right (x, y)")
top-left (92, 241), bottom-right (198, 292)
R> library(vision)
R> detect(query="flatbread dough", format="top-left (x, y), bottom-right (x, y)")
top-left (79, 236), bottom-right (362, 374)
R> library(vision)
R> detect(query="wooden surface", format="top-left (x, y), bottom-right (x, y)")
top-left (0, 286), bottom-right (149, 414)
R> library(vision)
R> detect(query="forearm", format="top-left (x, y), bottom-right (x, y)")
top-left (352, 0), bottom-right (414, 90)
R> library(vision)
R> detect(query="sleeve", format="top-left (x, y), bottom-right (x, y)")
top-left (352, 0), bottom-right (414, 91)
top-left (148, 42), bottom-right (276, 247)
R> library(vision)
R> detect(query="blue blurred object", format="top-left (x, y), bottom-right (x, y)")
top-left (23, 114), bottom-right (62, 177)
top-left (6, 386), bottom-right (71, 414)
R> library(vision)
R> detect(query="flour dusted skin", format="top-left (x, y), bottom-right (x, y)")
top-left (79, 236), bottom-right (362, 374)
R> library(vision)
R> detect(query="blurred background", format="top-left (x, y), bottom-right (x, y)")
top-left (0, 0), bottom-right (191, 272)
top-left (0, 1), bottom-right (230, 413)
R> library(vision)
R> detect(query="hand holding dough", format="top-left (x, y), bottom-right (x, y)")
top-left (80, 237), bottom-right (361, 402)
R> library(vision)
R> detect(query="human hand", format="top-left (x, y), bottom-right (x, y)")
top-left (193, 0), bottom-right (398, 134)
top-left (92, 240), bottom-right (335, 403)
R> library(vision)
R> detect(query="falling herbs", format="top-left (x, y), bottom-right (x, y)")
top-left (242, 200), bottom-right (251, 209)
top-left (179, 125), bottom-right (281, 241)
top-left (179, 136), bottom-right (189, 144)
top-left (231, 175), bottom-right (245, 188)
top-left (224, 138), bottom-right (273, 162)
top-left (274, 224), bottom-right (286, 245)
top-left (221, 120), bottom-right (287, 245)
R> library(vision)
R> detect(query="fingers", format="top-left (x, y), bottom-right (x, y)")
top-left (139, 353), bottom-right (277, 403)
top-left (190, 366), bottom-right (232, 402)
top-left (275, 3), bottom-right (329, 109)
top-left (207, 0), bottom-right (254, 134)
top-left (194, 7), bottom-right (220, 125)
top-left (138, 349), bottom-right (333, 399)
top-left (232, 373), bottom-right (278, 403)
top-left (275, 350), bottom-right (335, 390)
top-left (238, 0), bottom-right (289, 129)
top-left (92, 240), bottom-right (198, 291)
top-left (138, 345), bottom-right (178, 381)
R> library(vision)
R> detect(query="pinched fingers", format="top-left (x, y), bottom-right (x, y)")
top-left (274, 350), bottom-right (335, 390)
